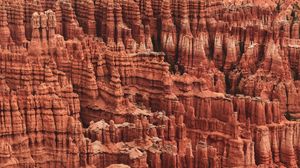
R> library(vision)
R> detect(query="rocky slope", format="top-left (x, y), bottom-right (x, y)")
top-left (1, 0), bottom-right (300, 167)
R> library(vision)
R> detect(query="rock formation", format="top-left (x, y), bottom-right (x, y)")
top-left (1, 0), bottom-right (300, 168)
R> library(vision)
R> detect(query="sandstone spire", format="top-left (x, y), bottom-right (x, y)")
top-left (115, 3), bottom-right (125, 51)
top-left (161, 0), bottom-right (176, 65)
top-left (0, 1), bottom-right (300, 168)
top-left (0, 2), bottom-right (11, 47)
top-left (105, 2), bottom-right (115, 49)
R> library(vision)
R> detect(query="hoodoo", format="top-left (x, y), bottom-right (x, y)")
top-left (0, 0), bottom-right (300, 168)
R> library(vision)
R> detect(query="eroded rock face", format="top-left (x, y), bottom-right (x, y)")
top-left (1, 0), bottom-right (300, 168)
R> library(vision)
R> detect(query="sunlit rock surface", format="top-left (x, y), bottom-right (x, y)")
top-left (1, 0), bottom-right (300, 167)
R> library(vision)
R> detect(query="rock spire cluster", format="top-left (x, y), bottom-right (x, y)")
top-left (1, 0), bottom-right (300, 168)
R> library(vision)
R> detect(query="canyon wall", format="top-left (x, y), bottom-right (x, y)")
top-left (1, 0), bottom-right (300, 167)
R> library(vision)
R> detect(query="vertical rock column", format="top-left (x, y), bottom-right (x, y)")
top-left (46, 10), bottom-right (56, 55)
top-left (7, 2), bottom-right (27, 45)
top-left (143, 0), bottom-right (155, 50)
top-left (75, 0), bottom-right (96, 35)
top-left (28, 12), bottom-right (42, 56)
top-left (280, 125), bottom-right (298, 167)
top-left (195, 141), bottom-right (209, 168)
top-left (105, 2), bottom-right (116, 49)
top-left (160, 0), bottom-right (176, 65)
top-left (0, 2), bottom-right (11, 47)
top-left (177, 0), bottom-right (193, 67)
top-left (255, 126), bottom-right (272, 165)
top-left (24, 0), bottom-right (42, 40)
top-left (40, 12), bottom-right (48, 54)
top-left (115, 3), bottom-right (125, 51)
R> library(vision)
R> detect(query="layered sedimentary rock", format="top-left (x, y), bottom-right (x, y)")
top-left (1, 0), bottom-right (300, 168)
top-left (0, 2), bottom-right (12, 47)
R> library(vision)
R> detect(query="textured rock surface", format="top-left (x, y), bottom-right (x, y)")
top-left (1, 0), bottom-right (300, 168)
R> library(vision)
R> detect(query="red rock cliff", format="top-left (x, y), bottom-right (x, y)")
top-left (1, 0), bottom-right (300, 168)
